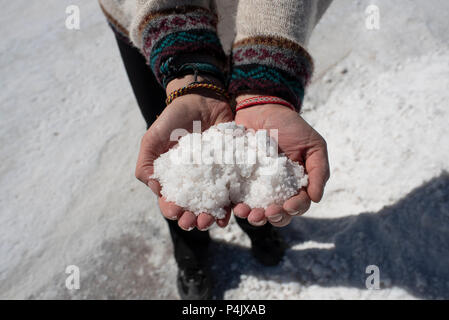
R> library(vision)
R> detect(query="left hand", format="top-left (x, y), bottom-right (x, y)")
top-left (135, 75), bottom-right (234, 231)
top-left (233, 95), bottom-right (330, 227)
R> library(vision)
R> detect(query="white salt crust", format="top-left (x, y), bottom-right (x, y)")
top-left (152, 122), bottom-right (308, 219)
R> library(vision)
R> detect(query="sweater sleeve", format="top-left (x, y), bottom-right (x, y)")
top-left (100, 0), bottom-right (226, 87)
top-left (228, 0), bottom-right (333, 111)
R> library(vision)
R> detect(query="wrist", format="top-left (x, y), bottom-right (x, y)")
top-left (165, 75), bottom-right (230, 107)
top-left (235, 93), bottom-right (264, 104)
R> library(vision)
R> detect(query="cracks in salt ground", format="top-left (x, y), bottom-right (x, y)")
top-left (209, 172), bottom-right (449, 299)
top-left (29, 218), bottom-right (179, 300)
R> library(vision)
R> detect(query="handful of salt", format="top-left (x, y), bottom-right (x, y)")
top-left (152, 122), bottom-right (308, 219)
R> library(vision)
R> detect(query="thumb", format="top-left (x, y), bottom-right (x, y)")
top-left (135, 132), bottom-right (163, 196)
top-left (305, 146), bottom-right (330, 203)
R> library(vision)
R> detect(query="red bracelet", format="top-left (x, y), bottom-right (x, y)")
top-left (235, 96), bottom-right (296, 112)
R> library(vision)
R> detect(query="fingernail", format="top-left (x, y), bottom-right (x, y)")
top-left (252, 220), bottom-right (266, 226)
top-left (286, 208), bottom-right (300, 216)
top-left (269, 214), bottom-right (282, 222)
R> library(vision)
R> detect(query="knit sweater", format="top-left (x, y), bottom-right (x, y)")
top-left (99, 0), bottom-right (332, 111)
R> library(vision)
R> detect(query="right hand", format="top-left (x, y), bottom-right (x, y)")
top-left (135, 75), bottom-right (234, 231)
top-left (233, 95), bottom-right (330, 227)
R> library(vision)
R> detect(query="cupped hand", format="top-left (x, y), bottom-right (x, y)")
top-left (233, 96), bottom-right (330, 227)
top-left (135, 75), bottom-right (234, 231)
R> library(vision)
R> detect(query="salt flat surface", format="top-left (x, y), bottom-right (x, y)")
top-left (0, 0), bottom-right (448, 299)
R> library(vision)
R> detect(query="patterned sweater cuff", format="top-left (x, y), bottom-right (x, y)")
top-left (228, 36), bottom-right (314, 111)
top-left (137, 6), bottom-right (226, 87)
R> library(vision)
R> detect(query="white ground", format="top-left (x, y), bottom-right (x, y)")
top-left (1, 0), bottom-right (448, 299)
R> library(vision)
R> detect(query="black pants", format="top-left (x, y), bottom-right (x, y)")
top-left (114, 34), bottom-right (273, 269)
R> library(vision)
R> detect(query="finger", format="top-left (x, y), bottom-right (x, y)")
top-left (305, 146), bottom-right (330, 202)
top-left (178, 211), bottom-right (197, 231)
top-left (158, 197), bottom-right (183, 220)
top-left (248, 208), bottom-right (267, 226)
top-left (283, 189), bottom-right (311, 216)
top-left (233, 203), bottom-right (251, 219)
top-left (216, 207), bottom-right (232, 228)
top-left (265, 204), bottom-right (285, 223)
top-left (197, 213), bottom-right (215, 231)
top-left (270, 214), bottom-right (292, 228)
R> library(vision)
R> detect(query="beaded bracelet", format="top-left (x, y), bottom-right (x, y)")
top-left (235, 96), bottom-right (296, 112)
top-left (165, 82), bottom-right (230, 106)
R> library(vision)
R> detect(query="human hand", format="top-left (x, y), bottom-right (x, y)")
top-left (135, 75), bottom-right (234, 231)
top-left (233, 95), bottom-right (330, 227)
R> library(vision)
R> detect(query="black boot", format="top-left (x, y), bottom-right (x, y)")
top-left (177, 266), bottom-right (212, 300)
top-left (235, 217), bottom-right (287, 266)
top-left (250, 226), bottom-right (287, 266)
top-left (166, 219), bottom-right (213, 299)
